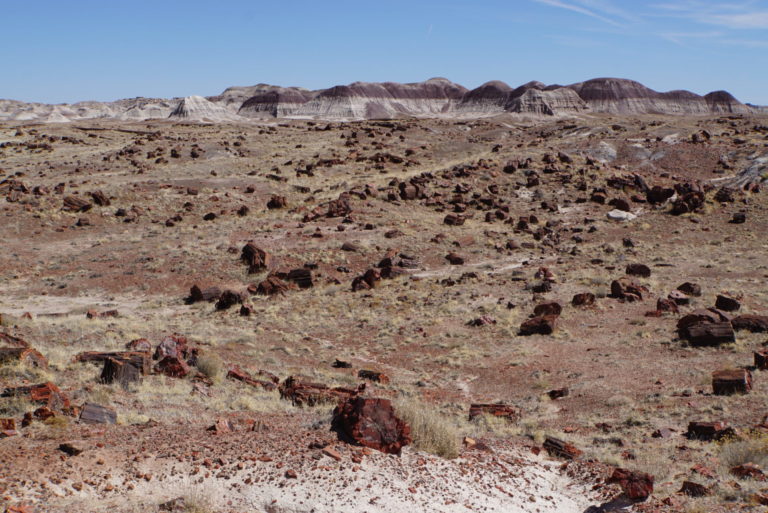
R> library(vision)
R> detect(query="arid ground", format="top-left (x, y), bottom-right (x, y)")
top-left (1, 113), bottom-right (768, 513)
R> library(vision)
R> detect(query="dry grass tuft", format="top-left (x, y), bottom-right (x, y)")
top-left (395, 399), bottom-right (460, 459)
top-left (196, 353), bottom-right (224, 384)
top-left (718, 433), bottom-right (768, 470)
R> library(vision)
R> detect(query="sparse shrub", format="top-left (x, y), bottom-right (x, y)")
top-left (118, 411), bottom-right (150, 425)
top-left (44, 416), bottom-right (69, 429)
top-left (196, 354), bottom-right (223, 383)
top-left (718, 433), bottom-right (768, 470)
top-left (0, 395), bottom-right (35, 416)
top-left (181, 490), bottom-right (214, 513)
top-left (395, 399), bottom-right (460, 459)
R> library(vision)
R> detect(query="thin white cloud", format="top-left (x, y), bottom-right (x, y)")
top-left (650, 1), bottom-right (768, 29)
top-left (721, 37), bottom-right (768, 47)
top-left (702, 11), bottom-right (768, 28)
top-left (532, 0), bottom-right (624, 26)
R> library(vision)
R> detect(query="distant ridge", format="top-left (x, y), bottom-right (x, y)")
top-left (0, 77), bottom-right (758, 123)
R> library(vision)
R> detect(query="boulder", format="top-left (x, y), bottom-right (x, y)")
top-left (100, 357), bottom-right (142, 389)
top-left (154, 356), bottom-right (190, 378)
top-left (755, 350), bottom-right (768, 370)
top-left (606, 209), bottom-right (636, 222)
top-left (188, 285), bottom-right (222, 303)
top-left (547, 387), bottom-right (569, 400)
top-left (286, 268), bottom-right (313, 289)
top-left (468, 404), bottom-right (517, 422)
top-left (572, 293), bottom-right (596, 307)
top-left (0, 347), bottom-right (48, 369)
top-left (256, 274), bottom-right (293, 295)
top-left (610, 278), bottom-right (647, 302)
top-left (279, 376), bottom-right (362, 407)
top-left (667, 290), bottom-right (690, 305)
top-left (715, 294), bottom-right (741, 312)
top-left (241, 243), bottom-right (272, 273)
top-left (62, 195), bottom-right (92, 212)
top-left (607, 468), bottom-right (654, 501)
top-left (671, 191), bottom-right (704, 215)
top-left (543, 436), bottom-right (581, 459)
top-left (686, 421), bottom-right (734, 441)
top-left (125, 338), bottom-right (152, 352)
top-left (331, 397), bottom-right (411, 455)
top-left (656, 298), bottom-right (679, 314)
top-left (731, 463), bottom-right (766, 481)
top-left (682, 322), bottom-right (735, 346)
top-left (227, 365), bottom-right (278, 391)
top-left (519, 315), bottom-right (557, 336)
top-left (533, 302), bottom-right (562, 317)
top-left (267, 195), bottom-right (287, 209)
top-left (677, 309), bottom-right (731, 332)
top-left (625, 263), bottom-right (651, 277)
top-left (712, 368), bottom-right (751, 395)
top-left (677, 282), bottom-right (701, 297)
top-left (153, 334), bottom-right (189, 361)
top-left (215, 290), bottom-right (244, 310)
top-left (679, 481), bottom-right (709, 497)
top-left (357, 370), bottom-right (390, 384)
top-left (733, 315), bottom-right (768, 332)
top-left (646, 186), bottom-right (674, 205)
top-left (79, 403), bottom-right (117, 424)
top-left (1, 382), bottom-right (70, 412)
top-left (326, 194), bottom-right (352, 218)
top-left (75, 351), bottom-right (150, 374)
top-left (443, 214), bottom-right (466, 226)
top-left (445, 252), bottom-right (465, 265)
top-left (89, 190), bottom-right (110, 207)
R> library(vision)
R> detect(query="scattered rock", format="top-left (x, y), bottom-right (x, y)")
top-left (256, 274), bottom-right (293, 296)
top-left (677, 282), bottom-right (702, 297)
top-left (58, 442), bottom-right (84, 456)
top-left (267, 195), bottom-right (287, 209)
top-left (679, 481), bottom-right (710, 497)
top-left (279, 376), bottom-right (363, 407)
top-left (445, 252), bottom-right (465, 265)
top-left (543, 436), bottom-right (581, 460)
top-left (215, 290), bottom-right (244, 310)
top-left (712, 368), bottom-right (751, 395)
top-left (547, 387), bottom-right (569, 400)
top-left (357, 370), bottom-right (390, 384)
top-left (715, 294), bottom-right (741, 312)
top-left (607, 468), bottom-right (654, 501)
top-left (733, 315), bottom-right (768, 332)
top-left (226, 365), bottom-right (277, 391)
top-left (533, 302), bottom-right (562, 317)
top-left (79, 403), bottom-right (117, 424)
top-left (468, 404), bottom-right (517, 422)
top-left (606, 209), bottom-right (636, 222)
top-left (625, 263), bottom-right (651, 278)
top-left (188, 285), bottom-right (222, 303)
top-left (686, 421), bottom-right (734, 441)
top-left (572, 293), bottom-right (596, 307)
top-left (154, 356), bottom-right (191, 378)
top-left (331, 397), bottom-right (411, 455)
top-left (241, 243), bottom-right (272, 273)
top-left (519, 315), bottom-right (557, 336)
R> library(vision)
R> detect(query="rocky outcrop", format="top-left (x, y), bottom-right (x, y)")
top-left (567, 77), bottom-right (751, 115)
top-left (456, 80), bottom-right (513, 114)
top-left (168, 95), bottom-right (242, 122)
top-left (0, 77), bottom-right (758, 122)
top-left (238, 87), bottom-right (313, 117)
top-left (705, 90), bottom-right (752, 114)
top-left (291, 78), bottom-right (467, 119)
top-left (507, 87), bottom-right (587, 115)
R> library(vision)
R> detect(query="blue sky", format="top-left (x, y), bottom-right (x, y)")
top-left (2, 0), bottom-right (767, 104)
